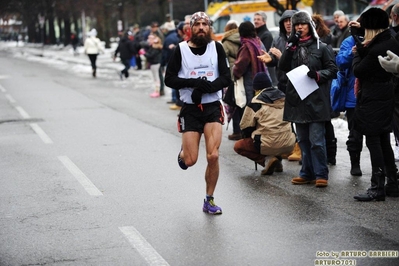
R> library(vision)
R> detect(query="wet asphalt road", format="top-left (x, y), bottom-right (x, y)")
top-left (0, 45), bottom-right (398, 266)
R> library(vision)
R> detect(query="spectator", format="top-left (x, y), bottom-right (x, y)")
top-left (132, 24), bottom-right (143, 70)
top-left (144, 33), bottom-right (163, 98)
top-left (312, 13), bottom-right (338, 166)
top-left (160, 22), bottom-right (182, 110)
top-left (234, 72), bottom-right (295, 175)
top-left (312, 14), bottom-right (332, 45)
top-left (330, 10), bottom-right (345, 43)
top-left (333, 15), bottom-right (351, 48)
top-left (335, 35), bottom-right (364, 176)
top-left (257, 9), bottom-right (302, 162)
top-left (254, 11), bottom-right (276, 86)
top-left (387, 3), bottom-right (399, 161)
top-left (351, 8), bottom-right (399, 201)
top-left (233, 21), bottom-right (269, 141)
top-left (221, 20), bottom-right (241, 140)
top-left (278, 10), bottom-right (338, 187)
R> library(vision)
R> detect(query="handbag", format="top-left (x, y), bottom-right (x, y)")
top-left (234, 77), bottom-right (246, 108)
top-left (330, 70), bottom-right (348, 112)
top-left (223, 82), bottom-right (236, 106)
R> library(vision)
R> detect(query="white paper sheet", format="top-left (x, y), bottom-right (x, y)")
top-left (286, 64), bottom-right (319, 100)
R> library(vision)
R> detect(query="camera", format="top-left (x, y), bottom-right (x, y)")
top-left (349, 26), bottom-right (365, 44)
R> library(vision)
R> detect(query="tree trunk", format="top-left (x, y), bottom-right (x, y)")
top-left (64, 17), bottom-right (71, 46)
top-left (48, 14), bottom-right (56, 44)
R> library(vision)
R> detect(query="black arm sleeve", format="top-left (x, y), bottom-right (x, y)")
top-left (164, 45), bottom-right (190, 89)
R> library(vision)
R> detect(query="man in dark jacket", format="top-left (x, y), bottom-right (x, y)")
top-left (114, 30), bottom-right (136, 79)
top-left (254, 11), bottom-right (275, 84)
top-left (332, 15), bottom-right (351, 48)
top-left (263, 10), bottom-right (297, 93)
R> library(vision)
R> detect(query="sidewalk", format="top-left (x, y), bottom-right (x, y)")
top-left (0, 41), bottom-right (122, 70)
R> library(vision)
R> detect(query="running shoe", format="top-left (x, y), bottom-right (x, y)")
top-left (203, 198), bottom-right (222, 215)
top-left (178, 149), bottom-right (188, 170)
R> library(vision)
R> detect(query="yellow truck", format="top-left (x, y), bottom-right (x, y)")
top-left (207, 0), bottom-right (313, 40)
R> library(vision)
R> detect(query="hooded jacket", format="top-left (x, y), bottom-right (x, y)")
top-left (268, 10), bottom-right (297, 92)
top-left (84, 30), bottom-right (104, 55)
top-left (335, 36), bottom-right (356, 109)
top-left (222, 28), bottom-right (241, 79)
top-left (240, 87), bottom-right (295, 156)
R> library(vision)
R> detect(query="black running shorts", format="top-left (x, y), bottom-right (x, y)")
top-left (177, 101), bottom-right (225, 133)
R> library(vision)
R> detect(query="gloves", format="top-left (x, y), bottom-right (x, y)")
top-left (287, 31), bottom-right (301, 47)
top-left (307, 70), bottom-right (318, 80)
top-left (355, 43), bottom-right (368, 58)
top-left (378, 50), bottom-right (399, 74)
top-left (191, 89), bottom-right (203, 104)
top-left (187, 77), bottom-right (215, 93)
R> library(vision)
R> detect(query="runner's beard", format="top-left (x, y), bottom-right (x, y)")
top-left (191, 31), bottom-right (212, 46)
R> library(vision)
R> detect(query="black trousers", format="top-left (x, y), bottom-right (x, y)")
top-left (121, 59), bottom-right (131, 78)
top-left (346, 108), bottom-right (363, 153)
top-left (88, 54), bottom-right (98, 70)
top-left (366, 132), bottom-right (395, 170)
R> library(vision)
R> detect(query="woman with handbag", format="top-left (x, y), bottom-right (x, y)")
top-left (233, 21), bottom-right (270, 140)
top-left (221, 20), bottom-right (241, 140)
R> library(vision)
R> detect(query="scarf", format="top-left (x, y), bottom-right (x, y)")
top-left (240, 37), bottom-right (266, 78)
top-left (297, 35), bottom-right (313, 66)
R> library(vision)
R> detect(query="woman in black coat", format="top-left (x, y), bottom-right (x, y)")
top-left (279, 11), bottom-right (337, 187)
top-left (351, 8), bottom-right (399, 201)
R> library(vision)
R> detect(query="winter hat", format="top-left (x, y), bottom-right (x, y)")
top-left (190, 11), bottom-right (210, 28)
top-left (177, 21), bottom-right (185, 32)
top-left (360, 8), bottom-right (389, 30)
top-left (253, 72), bottom-right (272, 91)
top-left (88, 28), bottom-right (97, 37)
top-left (290, 10), bottom-right (319, 48)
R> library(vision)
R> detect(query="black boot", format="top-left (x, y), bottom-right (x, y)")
top-left (385, 166), bottom-right (399, 197)
top-left (354, 168), bottom-right (385, 201)
top-left (326, 137), bottom-right (337, 165)
top-left (349, 152), bottom-right (362, 176)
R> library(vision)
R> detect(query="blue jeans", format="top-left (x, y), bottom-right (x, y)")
top-left (296, 122), bottom-right (329, 180)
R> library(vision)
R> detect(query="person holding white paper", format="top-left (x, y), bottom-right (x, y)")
top-left (278, 10), bottom-right (338, 187)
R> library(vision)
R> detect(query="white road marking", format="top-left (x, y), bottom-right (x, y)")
top-left (119, 226), bottom-right (170, 266)
top-left (15, 106), bottom-right (30, 119)
top-left (58, 156), bottom-right (103, 196)
top-left (29, 123), bottom-right (53, 144)
top-left (0, 84), bottom-right (6, 92)
top-left (5, 94), bottom-right (16, 103)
